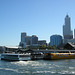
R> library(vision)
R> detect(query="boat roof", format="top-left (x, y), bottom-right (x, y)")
top-left (1, 53), bottom-right (29, 55)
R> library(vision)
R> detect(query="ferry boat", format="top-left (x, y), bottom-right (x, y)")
top-left (31, 52), bottom-right (44, 60)
top-left (43, 52), bottom-right (75, 60)
top-left (1, 53), bottom-right (31, 61)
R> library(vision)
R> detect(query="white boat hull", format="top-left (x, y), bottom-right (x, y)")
top-left (1, 53), bottom-right (31, 61)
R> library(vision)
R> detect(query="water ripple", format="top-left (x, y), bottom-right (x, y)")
top-left (0, 60), bottom-right (75, 75)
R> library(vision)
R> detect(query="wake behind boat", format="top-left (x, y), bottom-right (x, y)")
top-left (1, 53), bottom-right (31, 61)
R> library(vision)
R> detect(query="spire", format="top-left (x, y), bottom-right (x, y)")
top-left (66, 13), bottom-right (69, 17)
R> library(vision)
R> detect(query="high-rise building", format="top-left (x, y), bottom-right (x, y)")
top-left (30, 35), bottom-right (38, 46)
top-left (63, 15), bottom-right (73, 39)
top-left (38, 40), bottom-right (46, 46)
top-left (25, 36), bottom-right (31, 46)
top-left (50, 35), bottom-right (62, 47)
top-left (20, 33), bottom-right (38, 48)
top-left (21, 32), bottom-right (27, 42)
top-left (19, 32), bottom-right (27, 48)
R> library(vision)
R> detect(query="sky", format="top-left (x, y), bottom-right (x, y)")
top-left (0, 0), bottom-right (75, 46)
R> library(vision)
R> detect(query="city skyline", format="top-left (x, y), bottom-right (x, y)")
top-left (0, 0), bottom-right (75, 46)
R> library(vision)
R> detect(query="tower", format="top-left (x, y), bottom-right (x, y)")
top-left (21, 32), bottom-right (27, 42)
top-left (63, 15), bottom-right (73, 39)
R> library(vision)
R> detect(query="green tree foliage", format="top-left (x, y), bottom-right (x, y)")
top-left (39, 45), bottom-right (47, 49)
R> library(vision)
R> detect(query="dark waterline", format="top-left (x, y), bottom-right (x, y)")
top-left (0, 59), bottom-right (75, 75)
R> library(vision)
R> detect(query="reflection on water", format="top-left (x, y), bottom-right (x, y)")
top-left (0, 59), bottom-right (75, 75)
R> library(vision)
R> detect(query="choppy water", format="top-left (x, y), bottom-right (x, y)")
top-left (0, 59), bottom-right (75, 75)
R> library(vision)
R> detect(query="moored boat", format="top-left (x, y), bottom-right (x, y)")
top-left (31, 52), bottom-right (44, 60)
top-left (1, 53), bottom-right (31, 61)
top-left (43, 52), bottom-right (75, 60)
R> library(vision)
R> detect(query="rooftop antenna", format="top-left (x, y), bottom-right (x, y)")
top-left (66, 12), bottom-right (69, 17)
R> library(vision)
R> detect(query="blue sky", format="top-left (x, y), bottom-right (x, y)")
top-left (0, 0), bottom-right (75, 46)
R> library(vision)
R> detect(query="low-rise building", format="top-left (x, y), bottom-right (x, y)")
top-left (64, 42), bottom-right (75, 50)
top-left (38, 40), bottom-right (47, 46)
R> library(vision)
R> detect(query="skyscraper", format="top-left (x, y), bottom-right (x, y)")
top-left (63, 15), bottom-right (73, 39)
top-left (19, 32), bottom-right (27, 48)
top-left (21, 32), bottom-right (27, 42)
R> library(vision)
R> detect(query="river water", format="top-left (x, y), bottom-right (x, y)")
top-left (0, 59), bottom-right (75, 75)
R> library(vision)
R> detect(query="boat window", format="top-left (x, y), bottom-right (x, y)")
top-left (20, 55), bottom-right (29, 57)
top-left (7, 55), bottom-right (18, 57)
